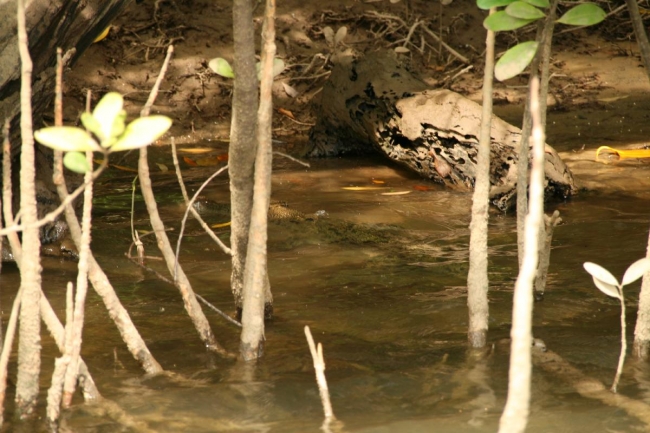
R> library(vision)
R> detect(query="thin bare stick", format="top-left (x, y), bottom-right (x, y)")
top-left (421, 24), bottom-right (470, 64)
top-left (402, 19), bottom-right (422, 50)
top-left (498, 78), bottom-right (545, 433)
top-left (0, 161), bottom-right (108, 237)
top-left (62, 152), bottom-right (94, 408)
top-left (137, 46), bottom-right (228, 356)
top-left (273, 151), bottom-right (310, 168)
top-left (304, 326), bottom-right (341, 432)
top-left (174, 165), bottom-right (230, 278)
top-left (124, 253), bottom-right (242, 328)
top-left (141, 45), bottom-right (173, 117)
top-left (46, 282), bottom-right (73, 424)
top-left (52, 54), bottom-right (162, 375)
top-left (130, 176), bottom-right (146, 264)
top-left (0, 288), bottom-right (23, 426)
top-left (195, 294), bottom-right (242, 327)
top-left (171, 138), bottom-right (231, 256)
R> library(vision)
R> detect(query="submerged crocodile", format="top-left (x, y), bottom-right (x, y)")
top-left (191, 198), bottom-right (398, 247)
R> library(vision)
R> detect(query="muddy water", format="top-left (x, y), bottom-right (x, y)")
top-left (2, 127), bottom-right (650, 432)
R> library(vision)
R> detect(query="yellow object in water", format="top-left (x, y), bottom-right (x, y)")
top-left (93, 26), bottom-right (111, 43)
top-left (595, 146), bottom-right (650, 162)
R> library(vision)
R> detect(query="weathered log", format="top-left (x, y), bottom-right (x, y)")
top-left (308, 52), bottom-right (576, 210)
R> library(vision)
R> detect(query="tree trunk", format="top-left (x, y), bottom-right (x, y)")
top-left (467, 11), bottom-right (495, 349)
top-left (229, 0), bottom-right (259, 315)
top-left (307, 52), bottom-right (576, 211)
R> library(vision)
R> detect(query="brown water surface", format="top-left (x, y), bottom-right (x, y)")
top-left (2, 132), bottom-right (650, 432)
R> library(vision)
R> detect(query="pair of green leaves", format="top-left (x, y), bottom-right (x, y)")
top-left (477, 1), bottom-right (606, 81)
top-left (34, 92), bottom-right (172, 173)
top-left (208, 57), bottom-right (286, 80)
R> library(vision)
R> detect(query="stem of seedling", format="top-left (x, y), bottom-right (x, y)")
top-left (612, 287), bottom-right (626, 393)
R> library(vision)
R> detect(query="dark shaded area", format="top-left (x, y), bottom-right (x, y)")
top-left (0, 0), bottom-right (133, 241)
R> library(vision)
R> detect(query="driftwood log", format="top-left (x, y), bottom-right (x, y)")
top-left (307, 52), bottom-right (576, 210)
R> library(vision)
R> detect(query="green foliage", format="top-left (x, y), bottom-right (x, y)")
top-left (505, 1), bottom-right (545, 20)
top-left (34, 92), bottom-right (172, 173)
top-left (479, 1), bottom-right (606, 81)
top-left (495, 41), bottom-right (539, 81)
top-left (557, 3), bottom-right (606, 26)
top-left (477, 0), bottom-right (516, 10)
top-left (208, 57), bottom-right (235, 79)
top-left (63, 152), bottom-right (91, 174)
top-left (208, 57), bottom-right (286, 81)
top-left (522, 0), bottom-right (549, 8)
top-left (484, 11), bottom-right (535, 31)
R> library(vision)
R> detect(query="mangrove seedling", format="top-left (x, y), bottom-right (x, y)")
top-left (34, 92), bottom-right (171, 173)
top-left (477, 0), bottom-right (606, 80)
top-left (583, 258), bottom-right (650, 392)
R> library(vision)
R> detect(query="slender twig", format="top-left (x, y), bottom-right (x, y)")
top-left (421, 24), bottom-right (470, 64)
top-left (62, 152), bottom-right (94, 408)
top-left (498, 78), bottom-right (545, 433)
top-left (138, 45), bottom-right (229, 356)
top-left (0, 288), bottom-right (23, 426)
top-left (46, 283), bottom-right (73, 424)
top-left (273, 151), bottom-right (310, 168)
top-left (141, 46), bottom-right (173, 117)
top-left (0, 160), bottom-right (108, 237)
top-left (173, 165), bottom-right (229, 279)
top-left (195, 294), bottom-right (242, 327)
top-left (304, 326), bottom-right (341, 433)
top-left (51, 52), bottom-right (162, 375)
top-left (171, 138), bottom-right (231, 257)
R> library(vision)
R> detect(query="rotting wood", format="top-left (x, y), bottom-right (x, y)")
top-left (308, 52), bottom-right (576, 210)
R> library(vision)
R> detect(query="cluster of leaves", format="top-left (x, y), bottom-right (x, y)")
top-left (477, 0), bottom-right (606, 80)
top-left (34, 93), bottom-right (172, 173)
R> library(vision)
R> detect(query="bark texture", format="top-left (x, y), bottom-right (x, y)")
top-left (308, 52), bottom-right (575, 211)
top-left (467, 15), bottom-right (495, 349)
top-left (229, 0), bottom-right (260, 313)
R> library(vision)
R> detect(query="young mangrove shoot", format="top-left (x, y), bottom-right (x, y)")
top-left (583, 258), bottom-right (650, 393)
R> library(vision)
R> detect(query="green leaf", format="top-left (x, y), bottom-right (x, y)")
top-left (557, 3), bottom-right (606, 26)
top-left (63, 151), bottom-right (91, 174)
top-left (484, 11), bottom-right (536, 31)
top-left (522, 0), bottom-right (549, 8)
top-left (505, 1), bottom-right (545, 20)
top-left (477, 0), bottom-right (516, 10)
top-left (256, 58), bottom-right (286, 80)
top-left (495, 41), bottom-right (539, 81)
top-left (110, 115), bottom-right (172, 152)
top-left (208, 58), bottom-right (235, 78)
top-left (92, 92), bottom-right (124, 143)
top-left (80, 112), bottom-right (103, 139)
top-left (584, 262), bottom-right (621, 299)
top-left (622, 258), bottom-right (650, 286)
top-left (34, 127), bottom-right (101, 152)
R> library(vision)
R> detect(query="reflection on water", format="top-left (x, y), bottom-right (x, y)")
top-left (2, 152), bottom-right (650, 432)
